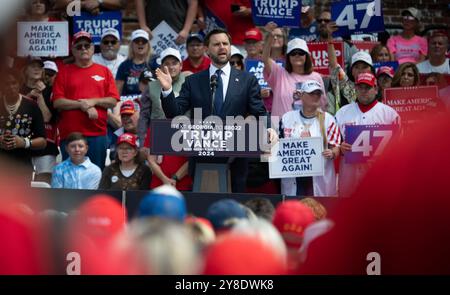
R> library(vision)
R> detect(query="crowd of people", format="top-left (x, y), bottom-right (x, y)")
top-left (0, 0), bottom-right (449, 275)
top-left (0, 1), bottom-right (449, 196)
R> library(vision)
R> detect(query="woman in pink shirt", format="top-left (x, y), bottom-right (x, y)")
top-left (263, 22), bottom-right (327, 120)
top-left (387, 7), bottom-right (427, 64)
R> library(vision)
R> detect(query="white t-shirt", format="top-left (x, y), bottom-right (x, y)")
top-left (335, 101), bottom-right (400, 197)
top-left (92, 53), bottom-right (126, 78)
top-left (280, 108), bottom-right (342, 196)
top-left (416, 58), bottom-right (450, 74)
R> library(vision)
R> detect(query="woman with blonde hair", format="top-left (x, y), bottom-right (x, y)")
top-left (277, 80), bottom-right (341, 197)
top-left (370, 44), bottom-right (392, 63)
top-left (391, 62), bottom-right (420, 87)
top-left (261, 26), bottom-right (288, 113)
top-left (116, 29), bottom-right (153, 97)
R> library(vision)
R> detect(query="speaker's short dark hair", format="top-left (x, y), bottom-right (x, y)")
top-left (204, 28), bottom-right (232, 46)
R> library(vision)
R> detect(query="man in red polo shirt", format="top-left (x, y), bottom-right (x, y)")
top-left (182, 33), bottom-right (210, 74)
top-left (52, 31), bottom-right (119, 170)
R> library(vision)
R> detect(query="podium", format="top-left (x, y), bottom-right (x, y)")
top-left (192, 163), bottom-right (231, 193)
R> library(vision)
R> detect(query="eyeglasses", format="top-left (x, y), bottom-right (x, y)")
top-left (316, 18), bottom-right (331, 24)
top-left (75, 43), bottom-right (91, 50)
top-left (45, 70), bottom-right (56, 77)
top-left (403, 15), bottom-right (416, 21)
top-left (229, 60), bottom-right (242, 66)
top-left (272, 34), bottom-right (284, 39)
top-left (102, 40), bottom-right (118, 46)
top-left (290, 50), bottom-right (307, 56)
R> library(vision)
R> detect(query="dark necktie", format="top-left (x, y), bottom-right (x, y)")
top-left (214, 69), bottom-right (224, 115)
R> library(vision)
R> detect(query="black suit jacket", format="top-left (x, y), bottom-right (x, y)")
top-left (161, 66), bottom-right (267, 119)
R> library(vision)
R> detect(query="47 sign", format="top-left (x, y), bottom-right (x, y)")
top-left (345, 124), bottom-right (397, 164)
top-left (332, 0), bottom-right (384, 36)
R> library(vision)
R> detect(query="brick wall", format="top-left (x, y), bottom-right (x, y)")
top-left (120, 1), bottom-right (449, 41)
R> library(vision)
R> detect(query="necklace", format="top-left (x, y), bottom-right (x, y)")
top-left (3, 95), bottom-right (22, 116)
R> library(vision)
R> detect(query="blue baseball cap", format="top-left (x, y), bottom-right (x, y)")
top-left (186, 33), bottom-right (204, 44)
top-left (206, 199), bottom-right (248, 231)
top-left (138, 185), bottom-right (187, 222)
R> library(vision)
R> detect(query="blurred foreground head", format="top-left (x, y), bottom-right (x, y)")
top-left (0, 157), bottom-right (51, 274)
top-left (138, 185), bottom-right (187, 222)
top-left (66, 195), bottom-right (145, 274)
top-left (202, 233), bottom-right (287, 275)
top-left (129, 218), bottom-right (201, 275)
top-left (300, 113), bottom-right (450, 274)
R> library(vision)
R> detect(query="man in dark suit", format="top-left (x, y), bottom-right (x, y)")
top-left (155, 28), bottom-right (268, 193)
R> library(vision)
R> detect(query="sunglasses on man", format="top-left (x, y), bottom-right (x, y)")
top-left (75, 43), bottom-right (91, 50)
top-left (316, 18), bottom-right (331, 24)
top-left (102, 40), bottom-right (118, 46)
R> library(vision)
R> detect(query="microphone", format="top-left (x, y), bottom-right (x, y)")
top-left (210, 74), bottom-right (218, 92)
top-left (210, 74), bottom-right (218, 113)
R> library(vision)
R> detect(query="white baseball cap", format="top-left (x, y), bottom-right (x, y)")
top-left (101, 28), bottom-right (120, 41)
top-left (287, 38), bottom-right (309, 55)
top-left (230, 45), bottom-right (244, 59)
top-left (402, 7), bottom-right (421, 21)
top-left (351, 51), bottom-right (373, 67)
top-left (298, 80), bottom-right (322, 93)
top-left (131, 29), bottom-right (149, 41)
top-left (157, 47), bottom-right (182, 65)
top-left (43, 61), bottom-right (58, 73)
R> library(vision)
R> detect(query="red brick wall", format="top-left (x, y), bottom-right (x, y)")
top-left (120, 1), bottom-right (449, 41)
top-left (383, 0), bottom-right (449, 33)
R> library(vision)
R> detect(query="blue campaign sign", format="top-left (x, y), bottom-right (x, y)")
top-left (73, 11), bottom-right (122, 45)
top-left (202, 6), bottom-right (226, 36)
top-left (288, 22), bottom-right (318, 42)
top-left (245, 59), bottom-right (284, 89)
top-left (332, 0), bottom-right (384, 37)
top-left (251, 0), bottom-right (301, 28)
top-left (373, 61), bottom-right (399, 73)
top-left (345, 124), bottom-right (397, 164)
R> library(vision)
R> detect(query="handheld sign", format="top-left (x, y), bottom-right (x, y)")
top-left (384, 86), bottom-right (439, 124)
top-left (373, 61), bottom-right (399, 73)
top-left (345, 124), bottom-right (397, 164)
top-left (150, 21), bottom-right (187, 62)
top-left (17, 21), bottom-right (69, 57)
top-left (332, 0), bottom-right (384, 36)
top-left (73, 11), bottom-right (122, 45)
top-left (202, 6), bottom-right (226, 36)
top-left (269, 137), bottom-right (324, 178)
top-left (308, 41), bottom-right (344, 76)
top-left (251, 0), bottom-right (301, 28)
top-left (245, 59), bottom-right (284, 89)
top-left (352, 40), bottom-right (379, 53)
top-left (288, 23), bottom-right (318, 42)
top-left (151, 117), bottom-right (269, 157)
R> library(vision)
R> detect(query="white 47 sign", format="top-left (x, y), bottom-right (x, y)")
top-left (345, 124), bottom-right (397, 164)
top-left (332, 0), bottom-right (384, 36)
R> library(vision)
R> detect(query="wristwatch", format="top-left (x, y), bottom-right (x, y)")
top-left (171, 175), bottom-right (179, 181)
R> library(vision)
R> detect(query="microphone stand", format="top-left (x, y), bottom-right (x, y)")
top-left (210, 74), bottom-right (217, 115)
